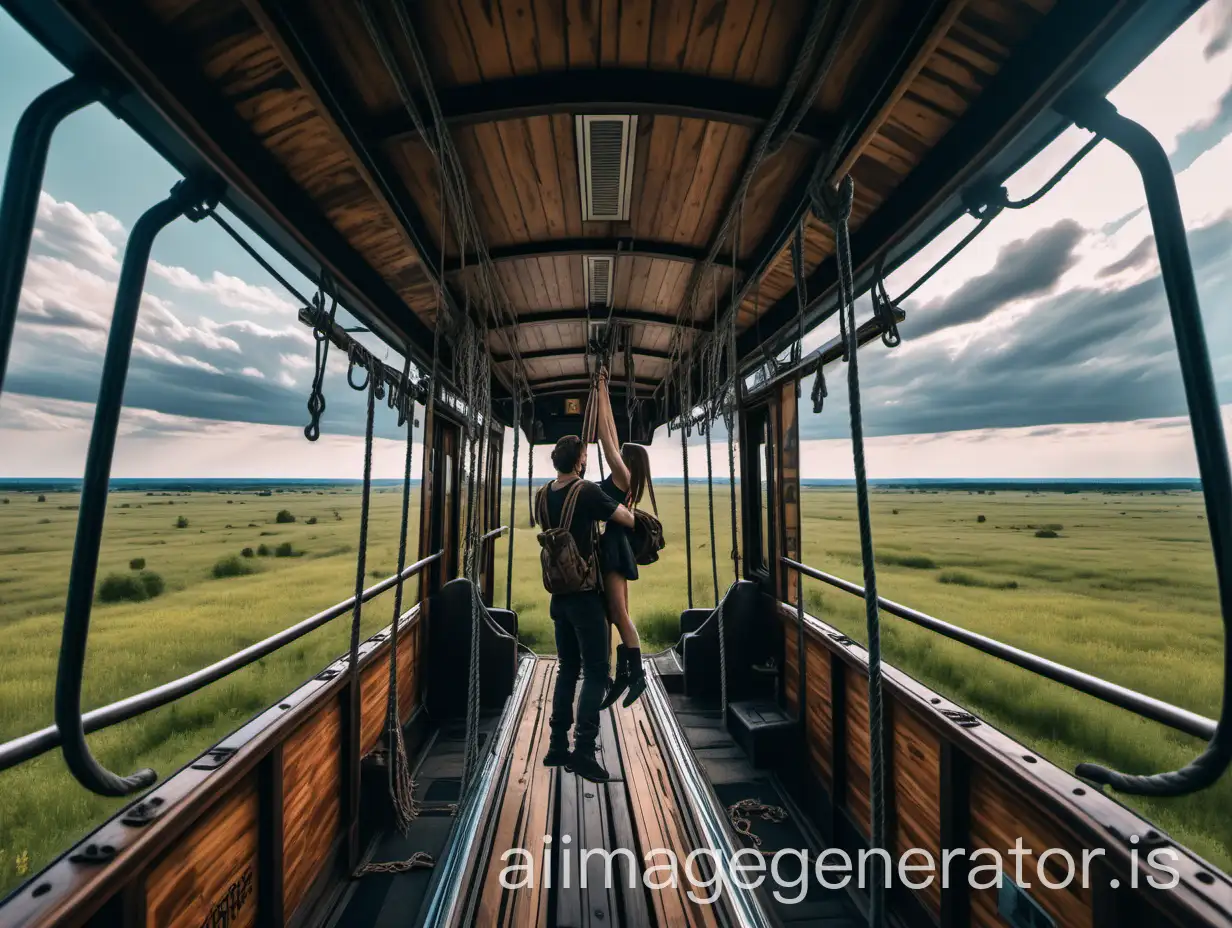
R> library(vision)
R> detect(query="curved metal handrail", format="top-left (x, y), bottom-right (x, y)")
top-left (0, 553), bottom-right (442, 775)
top-left (1054, 97), bottom-right (1232, 797)
top-left (783, 557), bottom-right (1218, 743)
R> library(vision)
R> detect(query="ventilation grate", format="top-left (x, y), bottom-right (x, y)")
top-left (575, 115), bottom-right (637, 221)
top-left (584, 255), bottom-right (615, 307)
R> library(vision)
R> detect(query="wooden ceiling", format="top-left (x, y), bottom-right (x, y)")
top-left (55, 0), bottom-right (1074, 403)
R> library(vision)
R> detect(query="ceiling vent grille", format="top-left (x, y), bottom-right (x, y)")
top-left (575, 115), bottom-right (637, 221)
top-left (584, 255), bottom-right (615, 307)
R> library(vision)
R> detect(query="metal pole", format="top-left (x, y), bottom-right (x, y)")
top-left (1055, 97), bottom-right (1232, 797)
top-left (56, 178), bottom-right (220, 797)
top-left (0, 76), bottom-right (99, 396)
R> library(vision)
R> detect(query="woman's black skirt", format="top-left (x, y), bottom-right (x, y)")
top-left (600, 524), bottom-right (639, 581)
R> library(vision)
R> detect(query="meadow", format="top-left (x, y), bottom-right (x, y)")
top-left (0, 483), bottom-right (1228, 894)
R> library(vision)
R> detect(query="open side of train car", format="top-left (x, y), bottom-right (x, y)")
top-left (1, 1), bottom-right (1231, 926)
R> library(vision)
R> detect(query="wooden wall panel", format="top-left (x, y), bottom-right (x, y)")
top-left (784, 616), bottom-right (835, 788)
top-left (893, 706), bottom-right (942, 916)
top-left (282, 702), bottom-right (343, 916)
top-left (969, 763), bottom-right (1092, 928)
top-left (359, 619), bottom-right (422, 755)
top-left (844, 664), bottom-right (873, 840)
top-left (144, 778), bottom-right (259, 927)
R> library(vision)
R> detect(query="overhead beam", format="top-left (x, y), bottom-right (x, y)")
top-left (492, 309), bottom-right (705, 330)
top-left (741, 0), bottom-right (1153, 361)
top-left (530, 376), bottom-right (660, 395)
top-left (449, 238), bottom-right (747, 273)
top-left (371, 69), bottom-right (835, 146)
top-left (493, 345), bottom-right (671, 364)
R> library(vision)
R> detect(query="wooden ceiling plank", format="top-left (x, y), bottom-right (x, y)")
top-left (564, 0), bottom-right (600, 68)
top-left (525, 116), bottom-right (569, 238)
top-left (618, 0), bottom-right (654, 67)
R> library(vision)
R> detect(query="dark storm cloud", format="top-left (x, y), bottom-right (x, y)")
top-left (1171, 83), bottom-right (1232, 173)
top-left (903, 220), bottom-right (1085, 340)
top-left (796, 216), bottom-right (1232, 442)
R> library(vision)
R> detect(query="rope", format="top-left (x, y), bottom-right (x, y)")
top-left (727, 798), bottom-right (788, 850)
top-left (704, 419), bottom-right (719, 604)
top-left (527, 441), bottom-right (536, 527)
top-left (816, 174), bottom-right (886, 928)
top-left (506, 388), bottom-right (521, 610)
top-left (679, 370), bottom-right (694, 610)
top-left (385, 387), bottom-right (421, 835)
top-left (304, 272), bottom-right (339, 442)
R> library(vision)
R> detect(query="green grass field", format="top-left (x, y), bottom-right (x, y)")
top-left (0, 483), bottom-right (1228, 894)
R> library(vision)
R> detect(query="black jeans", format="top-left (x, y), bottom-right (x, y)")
top-left (549, 591), bottom-right (609, 753)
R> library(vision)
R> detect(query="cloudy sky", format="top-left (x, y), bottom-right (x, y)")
top-left (1, 4), bottom-right (1231, 480)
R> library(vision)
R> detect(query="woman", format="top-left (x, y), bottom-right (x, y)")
top-left (593, 369), bottom-right (652, 708)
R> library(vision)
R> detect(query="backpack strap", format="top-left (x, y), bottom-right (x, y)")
top-left (560, 478), bottom-right (587, 530)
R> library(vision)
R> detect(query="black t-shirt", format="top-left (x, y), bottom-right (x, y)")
top-left (599, 474), bottom-right (630, 507)
top-left (541, 478), bottom-right (619, 558)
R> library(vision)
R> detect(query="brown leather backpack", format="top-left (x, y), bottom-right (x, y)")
top-left (534, 478), bottom-right (601, 594)
top-left (630, 509), bottom-right (666, 565)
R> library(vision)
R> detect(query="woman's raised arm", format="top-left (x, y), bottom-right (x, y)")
top-left (596, 371), bottom-right (630, 491)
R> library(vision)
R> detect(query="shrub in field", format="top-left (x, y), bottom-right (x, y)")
top-left (306, 516), bottom-right (318, 525)
top-left (241, 547), bottom-right (255, 558)
top-left (37, 518), bottom-right (51, 524)
top-left (274, 542), bottom-right (296, 557)
top-left (37, 495), bottom-right (45, 503)
top-left (1035, 529), bottom-right (1059, 538)
top-left (938, 570), bottom-right (1018, 590)
top-left (175, 515), bottom-right (189, 528)
top-left (876, 552), bottom-right (937, 570)
top-left (227, 500), bottom-right (234, 504)
top-left (129, 557), bottom-right (146, 570)
top-left (257, 544), bottom-right (271, 556)
top-left (97, 571), bottom-right (164, 603)
top-left (977, 515), bottom-right (986, 523)
top-left (213, 555), bottom-right (254, 579)
top-left (275, 510), bottom-right (296, 524)
top-left (2, 497), bottom-right (7, 503)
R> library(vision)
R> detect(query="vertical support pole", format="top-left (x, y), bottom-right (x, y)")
top-left (0, 76), bottom-right (99, 397)
top-left (777, 381), bottom-right (801, 603)
top-left (56, 178), bottom-right (219, 797)
top-left (258, 745), bottom-right (286, 926)
top-left (829, 651), bottom-right (848, 846)
top-left (938, 742), bottom-right (971, 928)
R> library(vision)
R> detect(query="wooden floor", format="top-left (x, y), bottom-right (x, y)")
top-left (475, 658), bottom-right (721, 928)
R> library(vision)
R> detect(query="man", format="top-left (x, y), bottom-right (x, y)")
top-left (540, 434), bottom-right (634, 782)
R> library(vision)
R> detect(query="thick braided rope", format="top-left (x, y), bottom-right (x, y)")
top-left (704, 420), bottom-right (719, 604)
top-left (820, 175), bottom-right (886, 928)
top-left (386, 398), bottom-right (420, 834)
top-left (506, 388), bottom-right (521, 610)
top-left (350, 375), bottom-right (378, 740)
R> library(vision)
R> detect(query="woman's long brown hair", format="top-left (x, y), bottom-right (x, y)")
top-left (621, 443), bottom-right (656, 513)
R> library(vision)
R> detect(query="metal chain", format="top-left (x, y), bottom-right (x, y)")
top-left (354, 851), bottom-right (435, 877)
top-left (727, 798), bottom-right (788, 850)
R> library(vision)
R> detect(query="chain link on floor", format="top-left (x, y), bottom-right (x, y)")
top-left (727, 798), bottom-right (788, 849)
top-left (353, 851), bottom-right (436, 877)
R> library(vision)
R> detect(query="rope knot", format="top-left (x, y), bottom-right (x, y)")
top-left (809, 174), bottom-right (854, 225)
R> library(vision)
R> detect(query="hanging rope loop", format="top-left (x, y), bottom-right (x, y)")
top-left (347, 342), bottom-right (372, 392)
top-left (304, 272), bottom-right (339, 442)
top-left (811, 365), bottom-right (828, 414)
top-left (871, 258), bottom-right (902, 349)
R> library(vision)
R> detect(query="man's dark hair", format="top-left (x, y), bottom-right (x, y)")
top-left (552, 435), bottom-right (584, 474)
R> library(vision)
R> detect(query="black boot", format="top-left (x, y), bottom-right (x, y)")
top-left (568, 747), bottom-right (610, 783)
top-left (543, 732), bottom-right (572, 767)
top-left (599, 644), bottom-right (630, 709)
top-left (621, 648), bottom-right (646, 708)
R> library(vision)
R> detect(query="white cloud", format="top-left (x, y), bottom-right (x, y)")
top-left (149, 260), bottom-right (297, 316)
top-left (240, 367), bottom-right (265, 379)
top-left (29, 192), bottom-right (123, 275)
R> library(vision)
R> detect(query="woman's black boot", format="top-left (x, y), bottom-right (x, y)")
top-left (622, 648), bottom-right (646, 707)
top-left (600, 644), bottom-right (630, 709)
